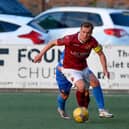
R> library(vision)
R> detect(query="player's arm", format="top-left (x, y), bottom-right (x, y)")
top-left (94, 45), bottom-right (110, 79)
top-left (34, 40), bottom-right (58, 63)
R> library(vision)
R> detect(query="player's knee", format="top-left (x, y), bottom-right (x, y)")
top-left (77, 88), bottom-right (85, 93)
top-left (60, 92), bottom-right (69, 100)
top-left (90, 80), bottom-right (100, 87)
top-left (76, 80), bottom-right (85, 92)
top-left (89, 74), bottom-right (100, 87)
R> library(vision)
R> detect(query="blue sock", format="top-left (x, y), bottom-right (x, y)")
top-left (57, 95), bottom-right (65, 111)
top-left (92, 86), bottom-right (104, 109)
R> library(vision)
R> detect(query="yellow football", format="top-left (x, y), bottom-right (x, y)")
top-left (73, 107), bottom-right (89, 123)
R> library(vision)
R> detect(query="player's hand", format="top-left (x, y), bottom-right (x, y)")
top-left (103, 70), bottom-right (110, 79)
top-left (34, 54), bottom-right (42, 63)
top-left (57, 66), bottom-right (63, 72)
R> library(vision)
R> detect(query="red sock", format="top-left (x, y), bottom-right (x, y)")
top-left (83, 90), bottom-right (90, 108)
top-left (76, 90), bottom-right (85, 107)
top-left (76, 90), bottom-right (90, 108)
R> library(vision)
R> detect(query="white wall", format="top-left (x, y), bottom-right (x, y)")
top-left (0, 45), bottom-right (129, 90)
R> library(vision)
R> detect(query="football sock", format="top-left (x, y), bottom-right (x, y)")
top-left (76, 90), bottom-right (85, 107)
top-left (57, 95), bottom-right (66, 111)
top-left (92, 86), bottom-right (104, 109)
top-left (84, 90), bottom-right (90, 108)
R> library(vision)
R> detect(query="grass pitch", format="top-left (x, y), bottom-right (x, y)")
top-left (0, 92), bottom-right (128, 129)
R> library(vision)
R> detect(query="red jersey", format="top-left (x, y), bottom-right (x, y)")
top-left (57, 33), bottom-right (100, 70)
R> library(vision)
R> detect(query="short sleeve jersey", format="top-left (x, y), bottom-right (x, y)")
top-left (57, 33), bottom-right (100, 70)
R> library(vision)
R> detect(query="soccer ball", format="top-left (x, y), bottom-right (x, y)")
top-left (73, 107), bottom-right (89, 123)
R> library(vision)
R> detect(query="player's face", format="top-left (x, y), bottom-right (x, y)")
top-left (79, 27), bottom-right (92, 43)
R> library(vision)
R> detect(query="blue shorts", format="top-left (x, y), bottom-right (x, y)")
top-left (56, 67), bottom-right (72, 95)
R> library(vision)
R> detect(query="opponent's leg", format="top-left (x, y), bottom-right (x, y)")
top-left (57, 92), bottom-right (67, 111)
top-left (57, 90), bottom-right (70, 119)
top-left (56, 66), bottom-right (72, 119)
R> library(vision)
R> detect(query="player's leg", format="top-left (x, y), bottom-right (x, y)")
top-left (83, 68), bottom-right (113, 118)
top-left (90, 73), bottom-right (113, 118)
top-left (58, 68), bottom-right (90, 113)
top-left (89, 73), bottom-right (105, 110)
top-left (56, 67), bottom-right (72, 119)
top-left (75, 79), bottom-right (86, 107)
top-left (57, 84), bottom-right (71, 119)
top-left (84, 81), bottom-right (90, 108)
top-left (75, 81), bottom-right (90, 109)
top-left (62, 69), bottom-right (90, 109)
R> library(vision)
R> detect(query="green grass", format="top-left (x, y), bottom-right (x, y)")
top-left (0, 92), bottom-right (128, 129)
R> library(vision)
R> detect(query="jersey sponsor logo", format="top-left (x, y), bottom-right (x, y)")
top-left (70, 51), bottom-right (89, 57)
top-left (84, 44), bottom-right (92, 50)
top-left (72, 43), bottom-right (80, 47)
